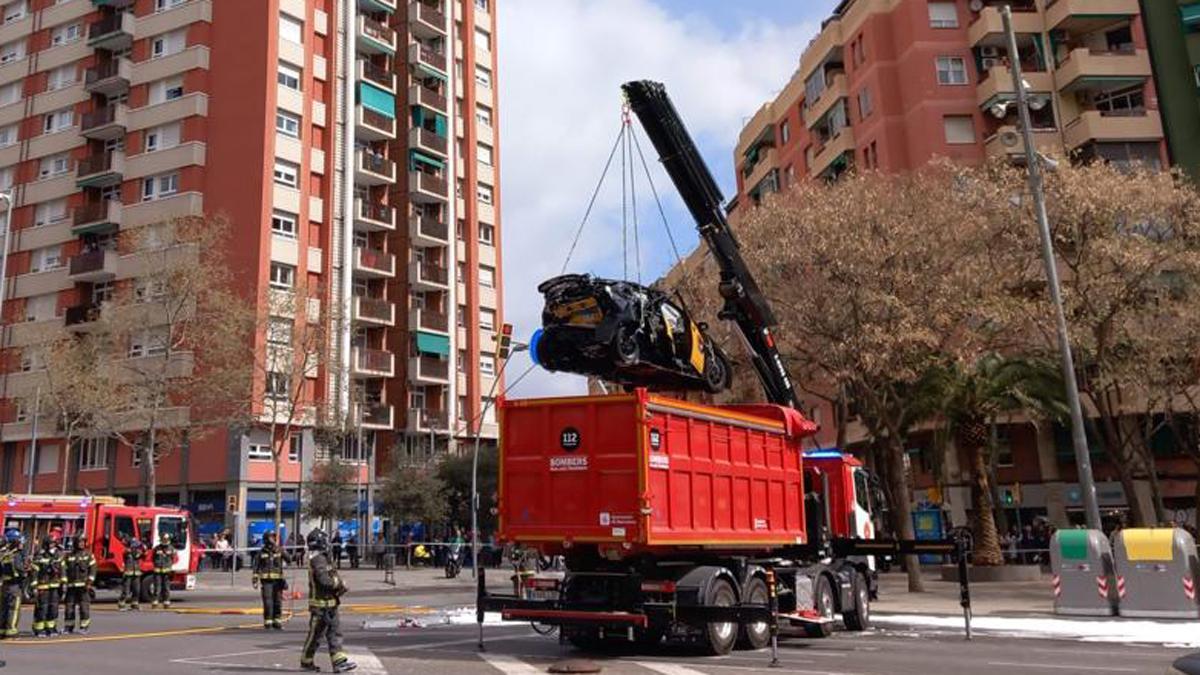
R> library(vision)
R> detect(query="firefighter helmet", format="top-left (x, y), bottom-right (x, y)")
top-left (306, 529), bottom-right (328, 551)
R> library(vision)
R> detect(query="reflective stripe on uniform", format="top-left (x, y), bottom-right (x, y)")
top-left (308, 598), bottom-right (337, 609)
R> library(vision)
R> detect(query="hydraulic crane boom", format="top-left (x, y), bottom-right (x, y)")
top-left (621, 80), bottom-right (802, 409)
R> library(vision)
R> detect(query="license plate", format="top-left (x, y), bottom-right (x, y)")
top-left (552, 298), bottom-right (602, 326)
top-left (185, 574), bottom-right (196, 590)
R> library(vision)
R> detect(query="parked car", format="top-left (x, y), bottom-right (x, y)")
top-left (531, 273), bottom-right (732, 393)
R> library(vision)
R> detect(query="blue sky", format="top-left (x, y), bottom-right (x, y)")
top-left (497, 0), bottom-right (838, 397)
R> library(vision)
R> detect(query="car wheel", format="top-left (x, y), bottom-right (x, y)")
top-left (614, 328), bottom-right (639, 365)
top-left (703, 347), bottom-right (732, 393)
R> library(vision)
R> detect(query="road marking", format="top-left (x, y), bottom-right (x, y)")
top-left (348, 647), bottom-right (388, 675)
top-left (987, 662), bottom-right (1137, 673)
top-left (637, 663), bottom-right (863, 675)
top-left (479, 653), bottom-right (545, 675)
top-left (170, 648), bottom-right (292, 667)
top-left (382, 632), bottom-right (534, 652)
top-left (636, 663), bottom-right (710, 675)
top-left (9, 621), bottom-right (261, 645)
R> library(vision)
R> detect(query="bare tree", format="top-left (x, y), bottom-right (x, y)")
top-left (39, 334), bottom-right (110, 494)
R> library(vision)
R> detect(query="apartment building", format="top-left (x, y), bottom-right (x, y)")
top-left (732, 0), bottom-right (1166, 211)
top-left (1141, 1), bottom-right (1200, 179)
top-left (0, 0), bottom-right (502, 546)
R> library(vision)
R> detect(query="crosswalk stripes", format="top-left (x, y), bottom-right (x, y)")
top-left (478, 652), bottom-right (547, 675)
top-left (633, 663), bottom-right (710, 675)
top-left (347, 647), bottom-right (388, 675)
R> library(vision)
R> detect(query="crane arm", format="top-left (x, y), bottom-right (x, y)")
top-left (621, 80), bottom-right (801, 409)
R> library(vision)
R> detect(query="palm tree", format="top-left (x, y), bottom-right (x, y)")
top-left (928, 354), bottom-right (1067, 566)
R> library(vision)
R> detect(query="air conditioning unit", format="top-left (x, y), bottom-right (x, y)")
top-left (981, 57), bottom-right (1001, 70)
top-left (980, 46), bottom-right (1002, 58)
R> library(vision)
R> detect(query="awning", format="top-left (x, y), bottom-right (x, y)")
top-left (415, 331), bottom-right (450, 357)
top-left (416, 63), bottom-right (447, 81)
top-left (359, 82), bottom-right (395, 118)
top-left (1182, 3), bottom-right (1200, 26)
top-left (410, 150), bottom-right (444, 171)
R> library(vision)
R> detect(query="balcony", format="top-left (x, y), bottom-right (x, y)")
top-left (84, 58), bottom-right (132, 96)
top-left (355, 402), bottom-right (394, 430)
top-left (76, 150), bottom-right (124, 188)
top-left (354, 198), bottom-right (396, 232)
top-left (408, 1), bottom-right (446, 39)
top-left (968, 4), bottom-right (1041, 47)
top-left (408, 83), bottom-right (447, 113)
top-left (1045, 0), bottom-right (1139, 33)
top-left (355, 149), bottom-right (396, 186)
top-left (352, 347), bottom-right (395, 378)
top-left (72, 200), bottom-right (122, 235)
top-left (353, 246), bottom-right (397, 278)
top-left (356, 105), bottom-right (396, 141)
top-left (357, 16), bottom-right (397, 55)
top-left (352, 295), bottom-right (396, 326)
top-left (408, 43), bottom-right (447, 77)
top-left (358, 60), bottom-right (396, 93)
top-left (409, 355), bottom-right (449, 384)
top-left (91, 0), bottom-right (135, 6)
top-left (67, 248), bottom-right (118, 283)
top-left (1055, 48), bottom-right (1151, 93)
top-left (409, 126), bottom-right (448, 158)
top-left (408, 215), bottom-right (448, 247)
top-left (984, 126), bottom-right (1064, 163)
top-left (409, 307), bottom-right (448, 334)
top-left (358, 0), bottom-right (397, 13)
top-left (65, 303), bottom-right (102, 332)
top-left (407, 407), bottom-right (449, 433)
top-left (408, 260), bottom-right (448, 290)
top-left (80, 103), bottom-right (128, 141)
top-left (976, 68), bottom-right (1054, 110)
top-left (409, 170), bottom-right (448, 203)
top-left (810, 129), bottom-right (856, 180)
top-left (87, 12), bottom-right (134, 50)
top-left (1062, 109), bottom-right (1163, 151)
top-left (803, 73), bottom-right (847, 129)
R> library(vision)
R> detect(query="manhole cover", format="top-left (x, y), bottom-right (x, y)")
top-left (548, 658), bottom-right (602, 673)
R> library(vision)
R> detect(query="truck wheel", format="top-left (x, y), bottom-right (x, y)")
top-left (803, 575), bottom-right (834, 638)
top-left (565, 628), bottom-right (605, 653)
top-left (842, 573), bottom-right (870, 632)
top-left (702, 577), bottom-right (738, 656)
top-left (737, 576), bottom-right (771, 650)
top-left (139, 576), bottom-right (154, 604)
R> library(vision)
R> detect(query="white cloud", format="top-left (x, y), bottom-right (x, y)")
top-left (496, 0), bottom-right (819, 397)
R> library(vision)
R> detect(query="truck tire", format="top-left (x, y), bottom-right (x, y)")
top-left (139, 576), bottom-right (154, 604)
top-left (842, 573), bottom-right (870, 632)
top-left (736, 576), bottom-right (771, 651)
top-left (565, 627), bottom-right (606, 653)
top-left (803, 575), bottom-right (834, 638)
top-left (702, 577), bottom-right (738, 656)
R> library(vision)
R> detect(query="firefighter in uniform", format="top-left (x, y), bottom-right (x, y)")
top-left (0, 529), bottom-right (26, 639)
top-left (300, 529), bottom-right (356, 673)
top-left (151, 534), bottom-right (177, 609)
top-left (30, 535), bottom-right (65, 637)
top-left (63, 536), bottom-right (96, 634)
top-left (118, 535), bottom-right (144, 611)
top-left (253, 531), bottom-right (288, 630)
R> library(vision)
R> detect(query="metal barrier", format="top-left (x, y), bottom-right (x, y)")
top-left (1113, 528), bottom-right (1200, 619)
top-left (1050, 529), bottom-right (1117, 616)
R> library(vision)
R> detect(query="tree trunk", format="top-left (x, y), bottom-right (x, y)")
top-left (968, 439), bottom-right (1004, 566)
top-left (146, 426), bottom-right (157, 507)
top-left (886, 437), bottom-right (924, 592)
top-left (60, 435), bottom-right (71, 495)
top-left (274, 448), bottom-right (284, 539)
top-left (1111, 456), bottom-right (1145, 527)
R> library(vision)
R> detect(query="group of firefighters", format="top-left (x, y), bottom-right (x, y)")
top-left (0, 529), bottom-right (177, 638)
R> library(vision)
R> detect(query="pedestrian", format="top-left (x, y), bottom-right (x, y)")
top-left (118, 535), bottom-right (143, 611)
top-left (253, 531), bottom-right (288, 630)
top-left (331, 532), bottom-right (343, 570)
top-left (0, 529), bottom-right (27, 640)
top-left (347, 536), bottom-right (359, 570)
top-left (215, 533), bottom-right (232, 572)
top-left (30, 535), bottom-right (65, 637)
top-left (300, 529), bottom-right (357, 673)
top-left (150, 534), bottom-right (178, 609)
top-left (63, 535), bottom-right (96, 634)
top-left (372, 535), bottom-right (384, 570)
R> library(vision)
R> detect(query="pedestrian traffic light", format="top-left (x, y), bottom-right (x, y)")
top-left (497, 322), bottom-right (513, 360)
top-left (1002, 488), bottom-right (1015, 506)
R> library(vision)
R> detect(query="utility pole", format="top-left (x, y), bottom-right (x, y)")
top-left (1002, 5), bottom-right (1102, 530)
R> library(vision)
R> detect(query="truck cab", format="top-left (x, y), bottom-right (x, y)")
top-left (804, 450), bottom-right (877, 542)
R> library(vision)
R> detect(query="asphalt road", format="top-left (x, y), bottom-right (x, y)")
top-left (0, 587), bottom-right (1185, 674)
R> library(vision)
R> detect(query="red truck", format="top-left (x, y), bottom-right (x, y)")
top-left (0, 494), bottom-right (201, 599)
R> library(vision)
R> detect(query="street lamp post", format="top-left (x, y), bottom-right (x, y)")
top-left (0, 191), bottom-right (13, 326)
top-left (1001, 6), bottom-right (1102, 530)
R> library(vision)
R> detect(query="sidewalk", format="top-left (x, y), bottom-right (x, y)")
top-left (874, 569), bottom-right (1053, 617)
top-left (192, 565), bottom-right (478, 596)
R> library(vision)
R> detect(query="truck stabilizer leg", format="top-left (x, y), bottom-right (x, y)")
top-left (477, 567), bottom-right (487, 652)
top-left (955, 536), bottom-right (972, 641)
top-left (767, 568), bottom-right (780, 668)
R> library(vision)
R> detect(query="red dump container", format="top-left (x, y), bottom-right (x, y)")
top-left (499, 389), bottom-right (818, 555)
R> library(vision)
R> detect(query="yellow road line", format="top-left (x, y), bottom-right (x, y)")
top-left (5, 621), bottom-right (263, 645)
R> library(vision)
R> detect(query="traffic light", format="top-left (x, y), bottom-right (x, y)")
top-left (1002, 489), bottom-right (1014, 506)
top-left (227, 494), bottom-right (239, 513)
top-left (496, 322), bottom-right (513, 360)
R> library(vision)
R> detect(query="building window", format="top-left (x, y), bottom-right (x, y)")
top-left (271, 210), bottom-right (297, 238)
top-left (24, 294), bottom-right (55, 322)
top-left (0, 123), bottom-right (15, 147)
top-left (943, 115), bottom-right (976, 144)
top-left (479, 307), bottom-right (496, 331)
top-left (141, 172), bottom-right (179, 201)
top-left (267, 317), bottom-right (293, 346)
top-left (0, 39), bottom-right (23, 63)
top-left (857, 87), bottom-right (873, 119)
top-left (265, 372), bottom-right (289, 400)
top-left (277, 62), bottom-right (302, 91)
top-left (78, 438), bottom-right (109, 471)
top-left (247, 443), bottom-right (271, 461)
top-left (39, 153), bottom-right (70, 178)
top-left (269, 262), bottom-right (295, 289)
top-left (144, 122), bottom-right (181, 152)
top-left (0, 81), bottom-right (18, 106)
top-left (128, 328), bottom-right (168, 358)
top-left (480, 352), bottom-right (496, 376)
top-left (273, 160), bottom-right (299, 188)
top-left (49, 23), bottom-right (80, 47)
top-left (154, 0), bottom-right (188, 11)
top-left (479, 222), bottom-right (494, 245)
top-left (91, 280), bottom-right (114, 305)
top-left (479, 264), bottom-right (495, 288)
top-left (936, 56), bottom-right (968, 85)
top-left (475, 65), bottom-right (492, 88)
top-left (476, 104), bottom-right (492, 127)
top-left (42, 108), bottom-right (72, 134)
top-left (288, 435), bottom-right (300, 462)
top-left (29, 245), bottom-right (63, 273)
top-left (995, 426), bottom-right (1014, 467)
top-left (474, 0), bottom-right (488, 10)
top-left (34, 199), bottom-right (67, 226)
top-left (46, 63), bottom-right (75, 90)
top-left (476, 182), bottom-right (494, 205)
top-left (275, 110), bottom-right (301, 138)
top-left (474, 28), bottom-right (491, 52)
top-left (150, 29), bottom-right (186, 59)
top-left (928, 2), bottom-right (958, 28)
top-left (1093, 85), bottom-right (1145, 114)
top-left (279, 13), bottom-right (303, 44)
top-left (149, 76), bottom-right (184, 104)
top-left (779, 120), bottom-right (790, 144)
top-left (2, 1), bottom-right (25, 24)
top-left (477, 142), bottom-right (493, 166)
